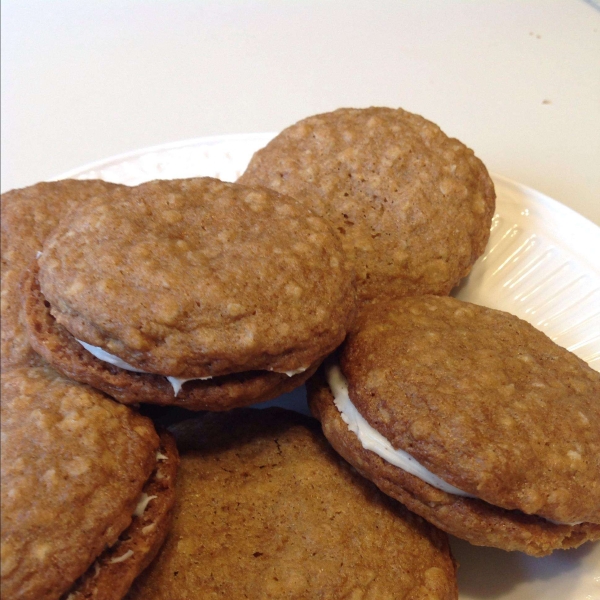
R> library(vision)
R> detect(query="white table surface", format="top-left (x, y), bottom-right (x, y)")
top-left (2, 0), bottom-right (599, 227)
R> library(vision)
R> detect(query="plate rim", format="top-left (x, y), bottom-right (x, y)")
top-left (54, 132), bottom-right (278, 181)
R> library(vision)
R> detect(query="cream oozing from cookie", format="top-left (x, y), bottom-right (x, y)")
top-left (271, 366), bottom-right (308, 376)
top-left (77, 339), bottom-right (307, 395)
top-left (77, 340), bottom-right (210, 396)
top-left (327, 364), bottom-right (584, 525)
top-left (326, 363), bottom-right (473, 496)
top-left (134, 492), bottom-right (158, 517)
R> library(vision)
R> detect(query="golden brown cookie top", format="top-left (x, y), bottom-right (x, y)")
top-left (238, 107), bottom-right (495, 303)
top-left (341, 296), bottom-right (600, 526)
top-left (127, 408), bottom-right (457, 599)
top-left (1, 366), bottom-right (160, 600)
top-left (1, 179), bottom-right (122, 370)
top-left (38, 177), bottom-right (356, 378)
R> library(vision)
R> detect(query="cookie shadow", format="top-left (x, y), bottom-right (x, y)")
top-left (253, 384), bottom-right (311, 416)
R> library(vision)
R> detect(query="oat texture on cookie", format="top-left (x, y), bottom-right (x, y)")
top-left (35, 178), bottom-right (356, 379)
top-left (1, 180), bottom-right (123, 370)
top-left (340, 296), bottom-right (600, 525)
top-left (239, 107), bottom-right (495, 302)
top-left (0, 366), bottom-right (161, 600)
top-left (308, 295), bottom-right (600, 555)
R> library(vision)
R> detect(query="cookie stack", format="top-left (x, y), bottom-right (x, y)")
top-left (240, 107), bottom-right (600, 556)
top-left (308, 297), bottom-right (600, 556)
top-left (2, 107), bottom-right (598, 599)
top-left (22, 177), bottom-right (355, 409)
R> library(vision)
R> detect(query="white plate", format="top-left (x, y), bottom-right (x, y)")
top-left (58, 134), bottom-right (600, 600)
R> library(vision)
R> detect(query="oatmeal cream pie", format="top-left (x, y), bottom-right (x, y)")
top-left (24, 177), bottom-right (356, 409)
top-left (0, 365), bottom-right (178, 600)
top-left (238, 107), bottom-right (495, 304)
top-left (308, 296), bottom-right (600, 556)
top-left (127, 408), bottom-right (458, 600)
top-left (1, 179), bottom-right (124, 370)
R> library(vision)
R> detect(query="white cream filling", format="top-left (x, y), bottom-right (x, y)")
top-left (271, 366), bottom-right (308, 377)
top-left (141, 523), bottom-right (156, 535)
top-left (62, 456), bottom-right (161, 594)
top-left (133, 493), bottom-right (158, 518)
top-left (78, 340), bottom-right (146, 373)
top-left (77, 339), bottom-right (306, 395)
top-left (327, 364), bottom-right (583, 526)
top-left (77, 339), bottom-right (210, 396)
top-left (166, 376), bottom-right (199, 396)
top-left (326, 364), bottom-right (472, 496)
top-left (109, 549), bottom-right (134, 564)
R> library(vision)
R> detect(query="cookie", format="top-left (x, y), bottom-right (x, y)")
top-left (238, 107), bottom-right (495, 303)
top-left (23, 272), bottom-right (318, 409)
top-left (126, 408), bottom-right (458, 599)
top-left (0, 366), bottom-right (178, 600)
top-left (308, 296), bottom-right (600, 556)
top-left (1, 180), bottom-right (123, 370)
top-left (24, 177), bottom-right (356, 408)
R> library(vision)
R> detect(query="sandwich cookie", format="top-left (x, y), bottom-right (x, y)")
top-left (24, 178), bottom-right (356, 409)
top-left (0, 365), bottom-right (178, 600)
top-left (127, 408), bottom-right (458, 599)
top-left (1, 180), bottom-right (123, 370)
top-left (308, 296), bottom-right (600, 556)
top-left (238, 107), bottom-right (495, 303)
